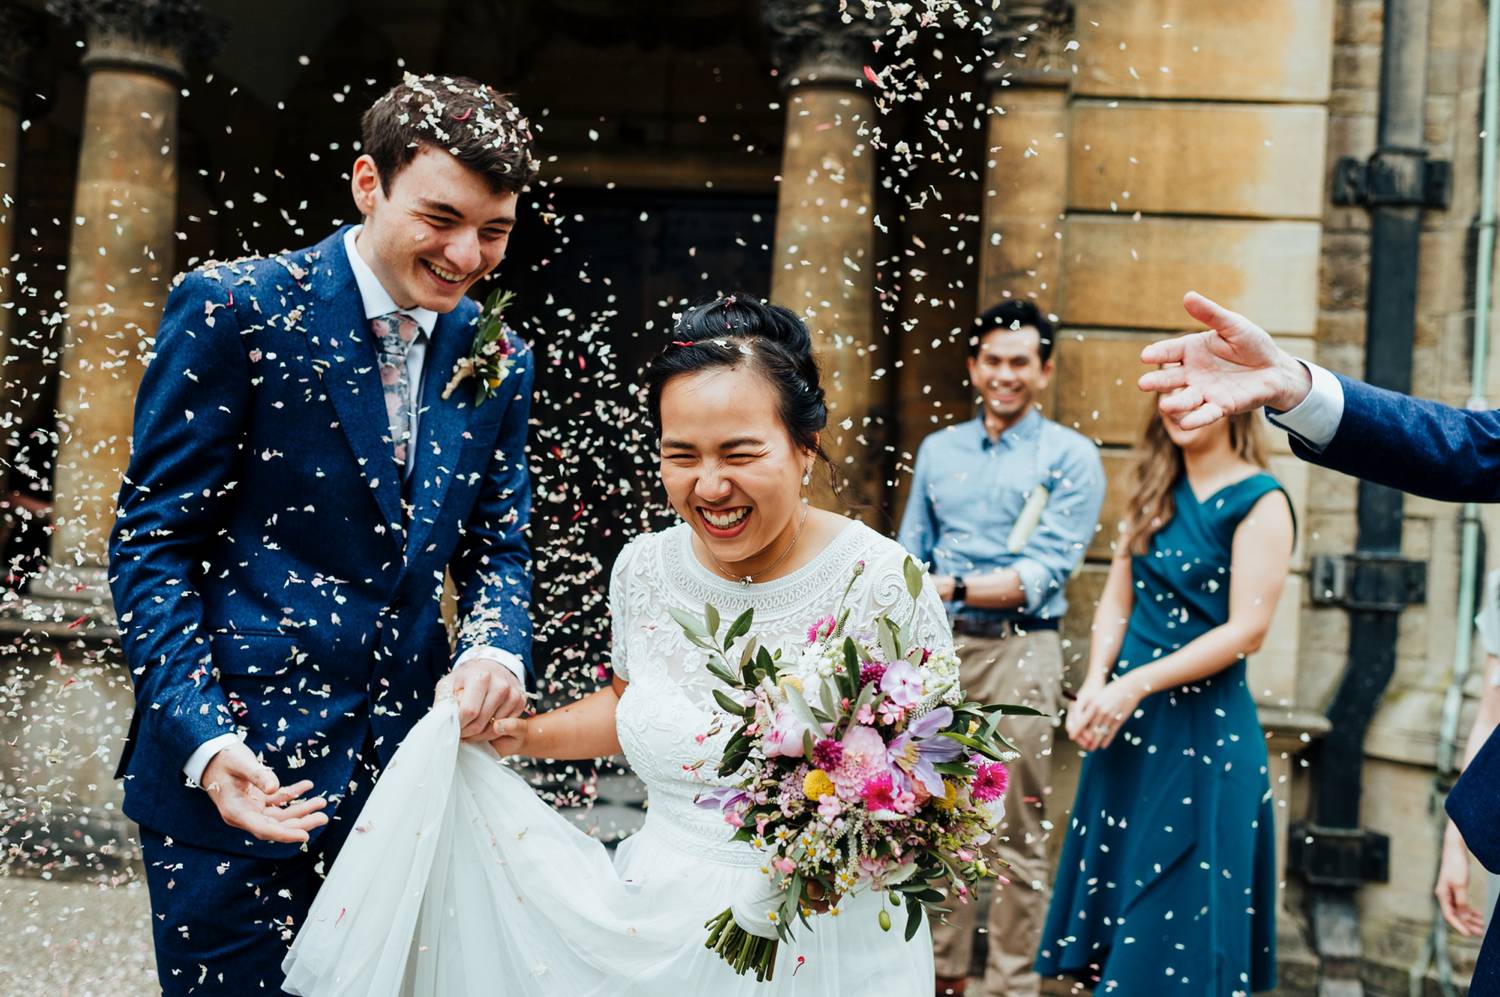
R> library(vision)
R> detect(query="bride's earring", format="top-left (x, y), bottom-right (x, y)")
top-left (801, 466), bottom-right (813, 503)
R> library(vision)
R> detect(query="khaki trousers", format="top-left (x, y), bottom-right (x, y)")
top-left (930, 630), bottom-right (1063, 997)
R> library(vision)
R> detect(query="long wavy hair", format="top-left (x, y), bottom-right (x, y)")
top-left (1123, 408), bottom-right (1268, 556)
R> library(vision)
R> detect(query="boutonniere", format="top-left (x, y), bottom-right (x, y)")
top-left (442, 287), bottom-right (517, 404)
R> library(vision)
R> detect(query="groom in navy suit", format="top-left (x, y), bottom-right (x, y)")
top-left (108, 75), bottom-right (538, 993)
top-left (1138, 291), bottom-right (1500, 989)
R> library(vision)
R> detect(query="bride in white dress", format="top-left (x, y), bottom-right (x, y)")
top-left (281, 295), bottom-right (948, 995)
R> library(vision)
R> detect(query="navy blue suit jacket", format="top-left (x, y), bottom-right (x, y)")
top-left (108, 228), bottom-right (534, 859)
top-left (1287, 373), bottom-right (1500, 984)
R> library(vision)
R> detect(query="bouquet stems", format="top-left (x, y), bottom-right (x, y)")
top-left (704, 908), bottom-right (781, 981)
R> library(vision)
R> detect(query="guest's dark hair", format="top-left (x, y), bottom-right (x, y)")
top-left (972, 300), bottom-right (1055, 364)
top-left (361, 74), bottom-right (538, 195)
top-left (644, 294), bottom-right (832, 472)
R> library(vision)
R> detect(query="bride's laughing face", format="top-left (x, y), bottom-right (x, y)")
top-left (658, 365), bottom-right (812, 575)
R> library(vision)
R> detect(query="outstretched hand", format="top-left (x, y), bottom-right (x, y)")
top-left (200, 742), bottom-right (328, 843)
top-left (1137, 292), bottom-right (1313, 429)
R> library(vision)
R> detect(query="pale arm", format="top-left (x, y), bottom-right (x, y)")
top-left (490, 676), bottom-right (627, 759)
top-left (1436, 655), bottom-right (1500, 936)
top-left (1071, 489), bottom-right (1294, 751)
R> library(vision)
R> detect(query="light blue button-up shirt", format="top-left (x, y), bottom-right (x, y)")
top-left (897, 410), bottom-right (1106, 622)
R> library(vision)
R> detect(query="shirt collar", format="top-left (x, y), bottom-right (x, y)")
top-left (973, 407), bottom-right (1042, 449)
top-left (343, 225), bottom-right (438, 336)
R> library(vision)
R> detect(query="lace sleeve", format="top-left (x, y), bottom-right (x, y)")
top-left (607, 540), bottom-right (639, 682)
top-left (853, 543), bottom-right (955, 655)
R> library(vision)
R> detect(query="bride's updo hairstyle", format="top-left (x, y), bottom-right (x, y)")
top-left (644, 293), bottom-right (833, 477)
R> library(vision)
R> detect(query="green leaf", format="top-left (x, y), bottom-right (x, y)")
top-left (706, 658), bottom-right (742, 689)
top-left (724, 608), bottom-right (755, 648)
top-left (782, 683), bottom-right (821, 731)
top-left (737, 637), bottom-right (759, 673)
top-left (932, 761), bottom-right (974, 777)
top-left (940, 730), bottom-right (1005, 761)
top-left (704, 602), bottom-right (721, 641)
top-left (903, 898), bottom-right (925, 942)
top-left (980, 703), bottom-right (1048, 717)
top-left (878, 616), bottom-right (902, 665)
top-left (818, 677), bottom-right (839, 718)
top-left (669, 606), bottom-right (706, 639)
top-left (713, 688), bottom-right (750, 717)
top-left (902, 556), bottom-right (924, 601)
top-left (843, 637), bottom-right (862, 692)
top-left (802, 729), bottom-right (818, 759)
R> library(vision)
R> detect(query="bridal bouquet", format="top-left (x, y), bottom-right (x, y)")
top-left (673, 557), bottom-right (1036, 981)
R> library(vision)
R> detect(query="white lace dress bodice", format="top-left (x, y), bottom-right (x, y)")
top-left (283, 520), bottom-right (947, 997)
top-left (612, 521), bottom-right (953, 869)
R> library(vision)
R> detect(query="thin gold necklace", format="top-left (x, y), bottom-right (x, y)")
top-left (705, 505), bottom-right (810, 587)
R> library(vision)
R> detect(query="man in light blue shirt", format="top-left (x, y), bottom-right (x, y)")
top-left (901, 300), bottom-right (1105, 997)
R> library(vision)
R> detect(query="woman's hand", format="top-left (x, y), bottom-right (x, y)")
top-left (1064, 675), bottom-right (1106, 744)
top-left (488, 716), bottom-right (530, 757)
top-left (802, 879), bottom-right (841, 914)
top-left (1068, 675), bottom-right (1144, 752)
top-left (1436, 827), bottom-right (1487, 936)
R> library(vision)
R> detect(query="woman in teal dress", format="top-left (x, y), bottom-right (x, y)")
top-left (1035, 391), bottom-right (1295, 994)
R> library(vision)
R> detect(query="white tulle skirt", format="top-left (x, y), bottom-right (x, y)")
top-left (281, 702), bottom-right (933, 996)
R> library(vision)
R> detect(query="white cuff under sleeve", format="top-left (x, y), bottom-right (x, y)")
top-left (1266, 360), bottom-right (1344, 452)
top-left (453, 645), bottom-right (526, 685)
top-left (184, 732), bottom-right (244, 788)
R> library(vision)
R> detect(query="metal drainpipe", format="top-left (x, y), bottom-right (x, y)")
top-left (1411, 2), bottom-right (1500, 993)
top-left (1306, 1), bottom-right (1440, 994)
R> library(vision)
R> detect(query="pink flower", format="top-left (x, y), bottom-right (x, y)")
top-left (806, 615), bottom-right (837, 644)
top-left (817, 795), bottom-right (844, 818)
top-left (879, 660), bottom-right (924, 708)
top-left (859, 773), bottom-right (917, 816)
top-left (854, 703), bottom-right (875, 725)
top-left (813, 738), bottom-right (844, 771)
top-left (859, 660), bottom-right (886, 688)
top-left (971, 761), bottom-right (1010, 803)
top-left (772, 856), bottom-right (796, 875)
top-left (877, 699), bottom-right (907, 727)
top-left (861, 773), bottom-right (897, 811)
top-left (763, 705), bottom-right (814, 759)
top-left (833, 724), bottom-right (890, 800)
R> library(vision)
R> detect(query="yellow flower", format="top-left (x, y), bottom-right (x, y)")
top-left (804, 769), bottom-right (836, 800)
top-left (934, 779), bottom-right (959, 812)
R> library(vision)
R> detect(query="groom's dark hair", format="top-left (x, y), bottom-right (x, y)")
top-left (362, 74), bottom-right (538, 195)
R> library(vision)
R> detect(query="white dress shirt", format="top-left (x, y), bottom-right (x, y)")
top-left (1266, 360), bottom-right (1346, 452)
top-left (183, 227), bottom-right (525, 787)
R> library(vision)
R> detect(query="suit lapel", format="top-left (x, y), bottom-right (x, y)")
top-left (405, 306), bottom-right (481, 559)
top-left (307, 230), bottom-right (405, 537)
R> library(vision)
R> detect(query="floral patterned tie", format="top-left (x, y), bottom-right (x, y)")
top-left (371, 312), bottom-right (419, 469)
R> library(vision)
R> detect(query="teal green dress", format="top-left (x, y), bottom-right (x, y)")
top-left (1035, 472), bottom-right (1290, 994)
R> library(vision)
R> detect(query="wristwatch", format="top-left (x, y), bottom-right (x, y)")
top-left (951, 576), bottom-right (967, 603)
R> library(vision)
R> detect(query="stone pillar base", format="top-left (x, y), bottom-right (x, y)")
top-left (0, 587), bottom-right (135, 880)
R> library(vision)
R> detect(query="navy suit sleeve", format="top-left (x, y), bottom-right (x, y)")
top-left (451, 341), bottom-right (535, 683)
top-left (108, 271), bottom-right (248, 769)
top-left (1291, 373), bottom-right (1500, 503)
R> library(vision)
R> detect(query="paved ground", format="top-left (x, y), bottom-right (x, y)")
top-left (0, 874), bottom-right (158, 996)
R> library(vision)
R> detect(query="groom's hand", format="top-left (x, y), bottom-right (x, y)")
top-left (447, 658), bottom-right (527, 741)
top-left (200, 742), bottom-right (329, 843)
top-left (1137, 291), bottom-right (1313, 429)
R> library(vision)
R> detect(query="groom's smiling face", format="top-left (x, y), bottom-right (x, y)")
top-left (351, 145), bottom-right (519, 313)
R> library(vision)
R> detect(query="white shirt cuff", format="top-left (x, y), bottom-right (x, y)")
top-left (184, 732), bottom-right (244, 788)
top-left (453, 644), bottom-right (527, 685)
top-left (1266, 360), bottom-right (1344, 452)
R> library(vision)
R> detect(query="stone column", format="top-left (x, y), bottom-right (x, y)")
top-left (763, 0), bottom-right (884, 512)
top-left (42, 8), bottom-right (198, 597)
top-left (0, 0), bottom-right (215, 879)
top-left (0, 7), bottom-right (43, 501)
top-left (976, 2), bottom-right (1073, 313)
